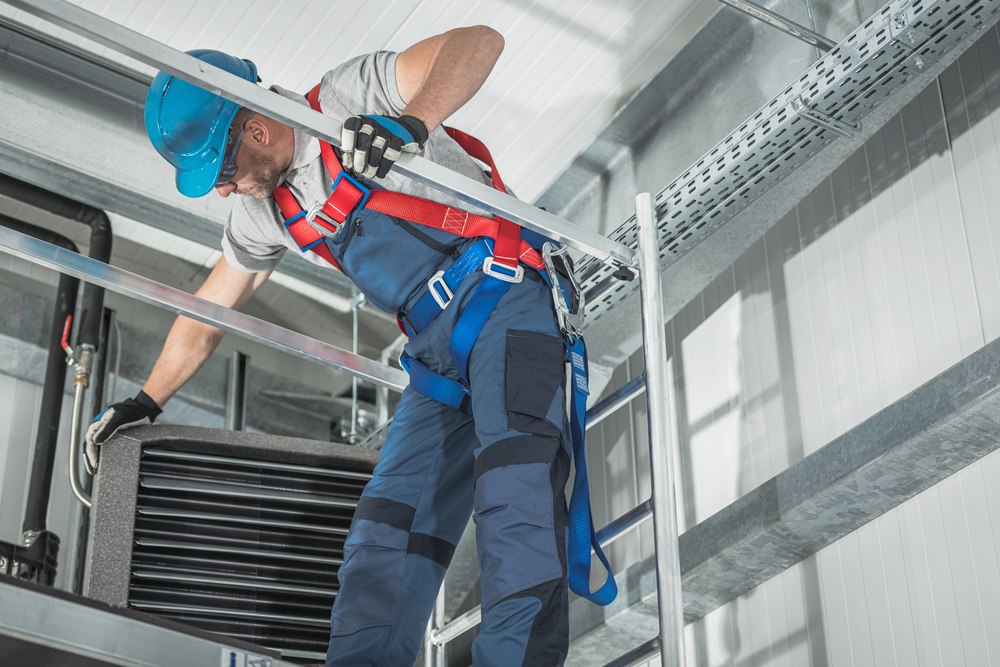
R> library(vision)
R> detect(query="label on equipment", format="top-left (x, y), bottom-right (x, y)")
top-left (221, 647), bottom-right (273, 667)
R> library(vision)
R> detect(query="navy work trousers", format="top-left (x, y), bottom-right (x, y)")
top-left (325, 269), bottom-right (570, 667)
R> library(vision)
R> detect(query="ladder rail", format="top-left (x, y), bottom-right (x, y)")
top-left (634, 192), bottom-right (685, 664)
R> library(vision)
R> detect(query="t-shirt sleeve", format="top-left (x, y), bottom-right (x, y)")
top-left (318, 51), bottom-right (405, 119)
top-left (221, 199), bottom-right (286, 273)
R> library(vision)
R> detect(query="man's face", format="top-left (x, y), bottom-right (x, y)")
top-left (214, 120), bottom-right (284, 200)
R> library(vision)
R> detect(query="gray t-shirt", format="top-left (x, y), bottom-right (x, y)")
top-left (222, 51), bottom-right (493, 274)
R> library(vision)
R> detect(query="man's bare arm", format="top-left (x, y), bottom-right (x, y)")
top-left (395, 26), bottom-right (504, 132)
top-left (141, 254), bottom-right (271, 408)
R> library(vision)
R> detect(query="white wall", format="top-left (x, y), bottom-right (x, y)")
top-left (587, 25), bottom-right (1000, 667)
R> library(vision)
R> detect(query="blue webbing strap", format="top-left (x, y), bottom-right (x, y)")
top-left (409, 244), bottom-right (618, 606)
top-left (400, 352), bottom-right (473, 413)
top-left (448, 275), bottom-right (510, 384)
top-left (566, 338), bottom-right (618, 605)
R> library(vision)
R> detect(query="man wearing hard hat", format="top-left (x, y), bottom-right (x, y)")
top-left (87, 26), bottom-right (614, 667)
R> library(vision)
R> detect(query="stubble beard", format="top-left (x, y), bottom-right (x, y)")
top-left (236, 148), bottom-right (284, 199)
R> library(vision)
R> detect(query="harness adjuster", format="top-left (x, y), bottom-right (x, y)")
top-left (322, 171), bottom-right (371, 224)
top-left (305, 202), bottom-right (343, 238)
top-left (283, 212), bottom-right (325, 252)
top-left (427, 270), bottom-right (455, 309)
top-left (482, 257), bottom-right (523, 284)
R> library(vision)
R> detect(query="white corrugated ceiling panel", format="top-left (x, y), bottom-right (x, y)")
top-left (0, 0), bottom-right (715, 201)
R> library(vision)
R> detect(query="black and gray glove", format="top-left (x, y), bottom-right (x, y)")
top-left (84, 390), bottom-right (162, 474)
top-left (340, 114), bottom-right (428, 179)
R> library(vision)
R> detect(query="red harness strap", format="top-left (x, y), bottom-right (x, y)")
top-left (272, 185), bottom-right (343, 271)
top-left (272, 84), bottom-right (544, 273)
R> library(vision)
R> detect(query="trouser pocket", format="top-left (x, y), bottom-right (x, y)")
top-left (505, 329), bottom-right (565, 438)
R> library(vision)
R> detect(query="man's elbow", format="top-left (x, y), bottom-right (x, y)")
top-left (470, 25), bottom-right (504, 61)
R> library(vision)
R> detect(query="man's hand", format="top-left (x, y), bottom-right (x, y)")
top-left (340, 114), bottom-right (428, 179)
top-left (85, 391), bottom-right (162, 474)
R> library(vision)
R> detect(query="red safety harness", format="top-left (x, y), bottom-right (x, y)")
top-left (271, 84), bottom-right (544, 279)
top-left (270, 83), bottom-right (618, 607)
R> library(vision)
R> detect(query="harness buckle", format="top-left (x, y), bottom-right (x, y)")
top-left (542, 242), bottom-right (586, 339)
top-left (482, 257), bottom-right (524, 284)
top-left (305, 203), bottom-right (343, 238)
top-left (427, 270), bottom-right (454, 309)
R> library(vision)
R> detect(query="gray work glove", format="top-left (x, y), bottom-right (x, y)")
top-left (340, 114), bottom-right (428, 179)
top-left (85, 391), bottom-right (162, 474)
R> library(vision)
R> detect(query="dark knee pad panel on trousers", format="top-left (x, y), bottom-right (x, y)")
top-left (330, 497), bottom-right (456, 638)
top-left (472, 578), bottom-right (569, 667)
top-left (473, 436), bottom-right (571, 603)
top-left (505, 329), bottom-right (566, 439)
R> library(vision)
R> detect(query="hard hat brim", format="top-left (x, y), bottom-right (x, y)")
top-left (176, 148), bottom-right (226, 198)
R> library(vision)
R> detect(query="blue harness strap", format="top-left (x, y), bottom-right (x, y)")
top-left (565, 338), bottom-right (618, 605)
top-left (403, 240), bottom-right (493, 335)
top-left (400, 352), bottom-right (472, 413)
top-left (448, 275), bottom-right (511, 384)
top-left (399, 243), bottom-right (619, 607)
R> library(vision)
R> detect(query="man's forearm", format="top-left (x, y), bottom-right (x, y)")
top-left (141, 315), bottom-right (226, 408)
top-left (398, 26), bottom-right (504, 132)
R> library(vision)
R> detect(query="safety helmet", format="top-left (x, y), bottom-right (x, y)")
top-left (144, 49), bottom-right (259, 198)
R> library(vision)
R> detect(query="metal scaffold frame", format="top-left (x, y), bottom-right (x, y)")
top-left (1, 0), bottom-right (998, 662)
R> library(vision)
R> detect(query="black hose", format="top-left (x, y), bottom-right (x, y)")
top-left (0, 174), bottom-right (114, 538)
top-left (0, 214), bottom-right (80, 535)
top-left (0, 174), bottom-right (113, 349)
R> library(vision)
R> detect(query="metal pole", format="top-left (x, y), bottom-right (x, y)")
top-left (0, 227), bottom-right (409, 393)
top-left (226, 351), bottom-right (250, 431)
top-left (350, 295), bottom-right (366, 444)
top-left (5, 0), bottom-right (637, 270)
top-left (635, 192), bottom-right (684, 665)
top-left (426, 586), bottom-right (446, 667)
top-left (717, 0), bottom-right (837, 51)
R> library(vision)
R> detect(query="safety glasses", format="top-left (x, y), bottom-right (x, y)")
top-left (216, 110), bottom-right (256, 186)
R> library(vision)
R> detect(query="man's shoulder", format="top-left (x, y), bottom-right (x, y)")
top-left (230, 195), bottom-right (282, 233)
top-left (317, 51), bottom-right (404, 117)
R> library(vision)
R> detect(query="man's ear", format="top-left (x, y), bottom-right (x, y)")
top-left (245, 117), bottom-right (270, 147)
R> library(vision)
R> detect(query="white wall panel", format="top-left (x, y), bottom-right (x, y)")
top-left (586, 27), bottom-right (1000, 667)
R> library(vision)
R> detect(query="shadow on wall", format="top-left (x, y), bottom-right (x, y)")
top-left (652, 29), bottom-right (998, 667)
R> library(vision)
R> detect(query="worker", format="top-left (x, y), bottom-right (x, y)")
top-left (85, 27), bottom-right (612, 667)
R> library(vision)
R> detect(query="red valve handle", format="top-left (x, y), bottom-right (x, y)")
top-left (61, 315), bottom-right (73, 355)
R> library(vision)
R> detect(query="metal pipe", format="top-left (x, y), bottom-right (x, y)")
top-left (4, 0), bottom-right (637, 270)
top-left (586, 375), bottom-right (646, 431)
top-left (0, 214), bottom-right (80, 536)
top-left (225, 351), bottom-right (249, 431)
top-left (426, 586), bottom-right (446, 667)
top-left (635, 192), bottom-right (684, 665)
top-left (67, 377), bottom-right (92, 508)
top-left (0, 226), bottom-right (410, 392)
top-left (595, 499), bottom-right (652, 547)
top-left (717, 0), bottom-right (837, 51)
top-left (350, 295), bottom-right (366, 444)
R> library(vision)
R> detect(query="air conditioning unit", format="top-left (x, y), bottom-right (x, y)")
top-left (85, 425), bottom-right (378, 664)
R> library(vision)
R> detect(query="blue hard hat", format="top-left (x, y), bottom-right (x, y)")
top-left (144, 50), bottom-right (259, 198)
